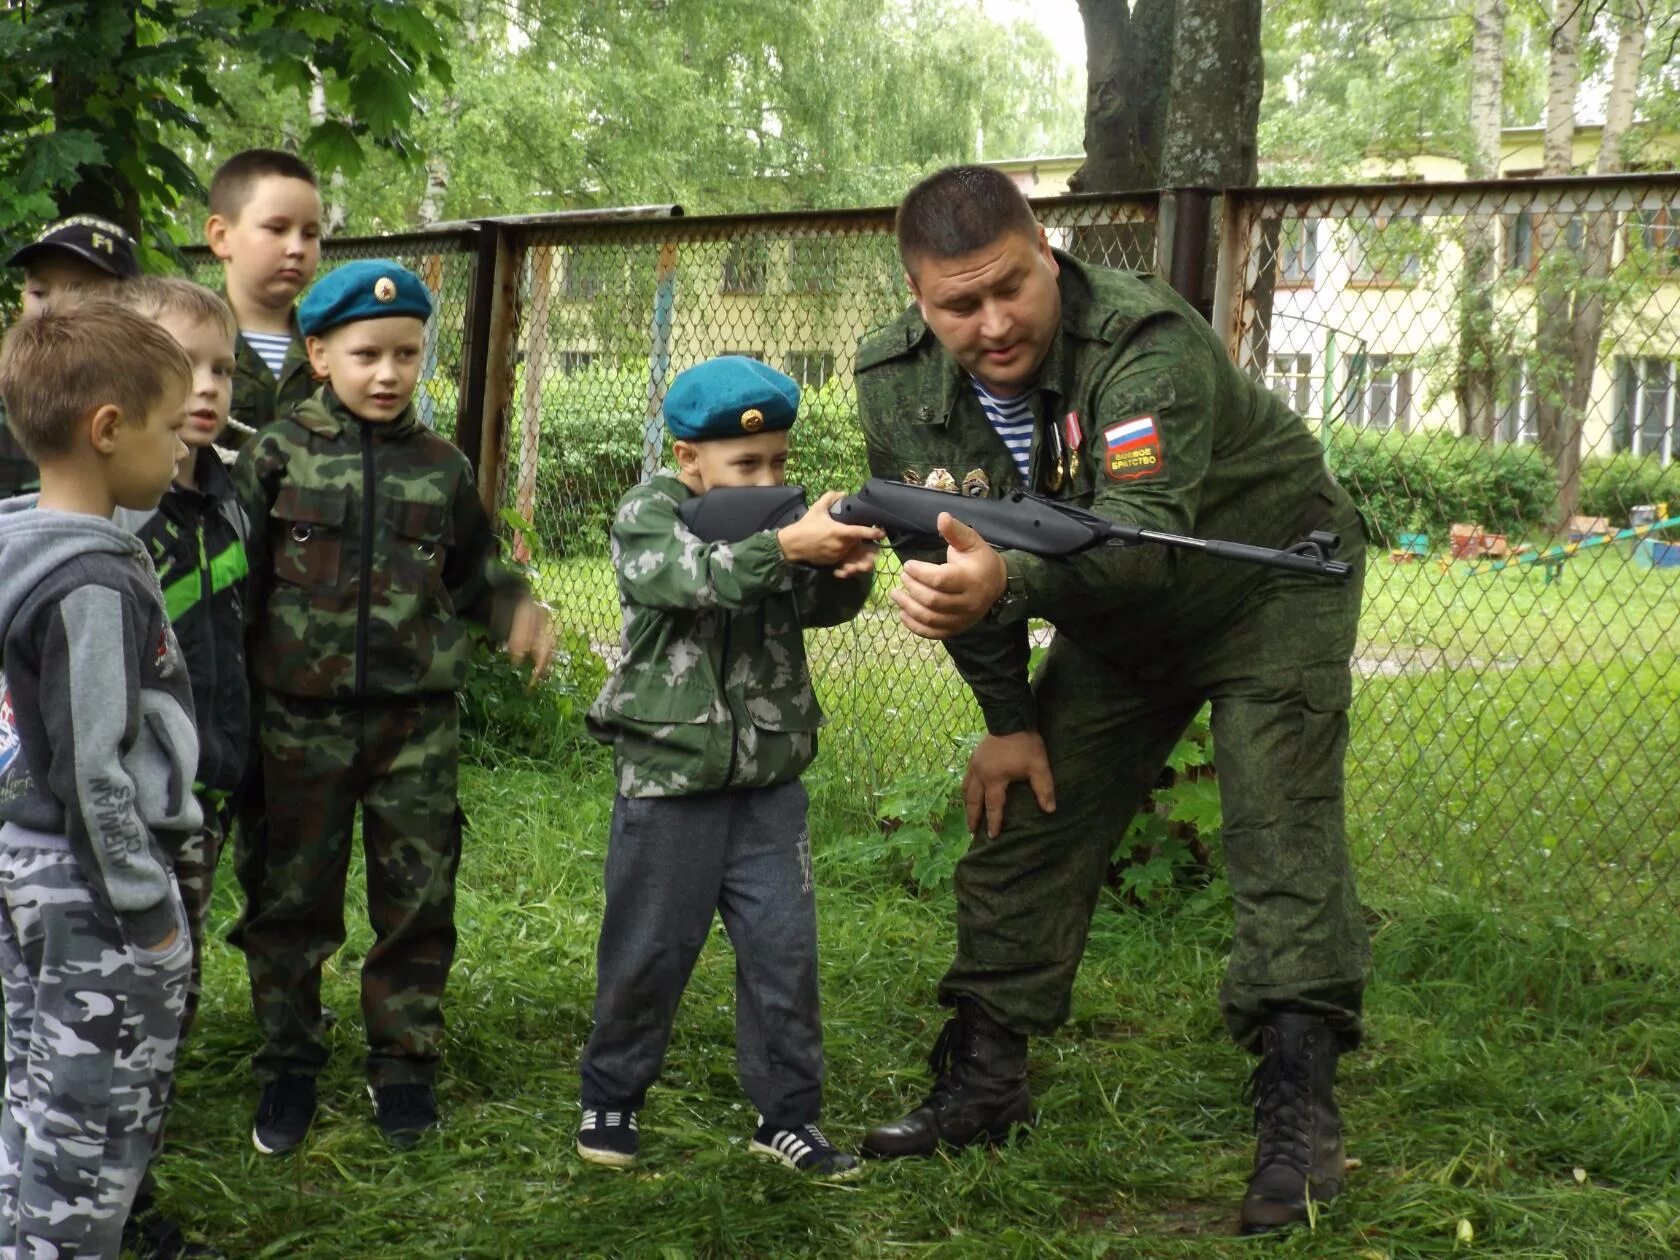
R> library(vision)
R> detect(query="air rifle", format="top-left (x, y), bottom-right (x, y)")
top-left (678, 478), bottom-right (1351, 581)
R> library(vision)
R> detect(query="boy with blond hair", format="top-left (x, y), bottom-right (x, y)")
top-left (0, 299), bottom-right (199, 1257)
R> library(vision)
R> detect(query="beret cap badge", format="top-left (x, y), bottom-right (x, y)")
top-left (740, 407), bottom-right (765, 433)
top-left (374, 276), bottom-right (397, 302)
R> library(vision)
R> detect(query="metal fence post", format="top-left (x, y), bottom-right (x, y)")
top-left (1162, 186), bottom-right (1217, 321)
top-left (468, 221), bottom-right (524, 517)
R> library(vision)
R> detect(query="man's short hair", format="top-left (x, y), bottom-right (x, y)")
top-left (120, 276), bottom-right (238, 344)
top-left (0, 300), bottom-right (191, 461)
top-left (896, 165), bottom-right (1041, 271)
top-left (208, 148), bottom-right (318, 221)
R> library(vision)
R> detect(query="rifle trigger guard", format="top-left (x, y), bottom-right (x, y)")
top-left (1287, 530), bottom-right (1341, 562)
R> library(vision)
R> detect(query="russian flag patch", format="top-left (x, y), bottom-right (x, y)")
top-left (1103, 414), bottom-right (1164, 481)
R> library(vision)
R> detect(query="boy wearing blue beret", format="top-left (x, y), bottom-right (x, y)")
top-left (233, 259), bottom-right (554, 1152)
top-left (576, 355), bottom-right (882, 1177)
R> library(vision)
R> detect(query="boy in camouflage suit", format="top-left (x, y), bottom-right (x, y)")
top-left (2, 216), bottom-right (143, 497)
top-left (235, 260), bottom-right (552, 1154)
top-left (576, 356), bottom-right (882, 1177)
top-left (0, 300), bottom-right (199, 1259)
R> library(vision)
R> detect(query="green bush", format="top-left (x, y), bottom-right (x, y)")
top-left (458, 628), bottom-right (608, 768)
top-left (1327, 429), bottom-right (1556, 544)
top-left (1577, 453), bottom-right (1680, 523)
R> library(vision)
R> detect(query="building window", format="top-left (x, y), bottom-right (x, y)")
top-left (782, 350), bottom-right (836, 390)
top-left (556, 350), bottom-right (596, 375)
top-left (1614, 357), bottom-right (1677, 465)
top-left (1279, 218), bottom-right (1318, 287)
top-left (719, 349), bottom-right (763, 362)
top-left (1629, 206), bottom-right (1680, 276)
top-left (721, 240), bottom-right (768, 294)
top-left (787, 238), bottom-right (842, 294)
top-left (1503, 210), bottom-right (1584, 275)
top-left (560, 249), bottom-right (606, 300)
top-left (1348, 215), bottom-right (1422, 286)
top-left (1267, 353), bottom-right (1313, 414)
top-left (1497, 357), bottom-right (1538, 444)
top-left (1345, 354), bottom-right (1413, 432)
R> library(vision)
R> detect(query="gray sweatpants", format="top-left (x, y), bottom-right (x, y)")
top-left (0, 838), bottom-right (189, 1260)
top-left (580, 781), bottom-right (824, 1129)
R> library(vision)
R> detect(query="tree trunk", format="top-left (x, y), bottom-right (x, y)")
top-left (1532, 0), bottom-right (1582, 523)
top-left (1562, 4), bottom-right (1648, 517)
top-left (1158, 0), bottom-right (1261, 188)
top-left (417, 157), bottom-right (451, 226)
top-left (1456, 0), bottom-right (1505, 441)
top-left (309, 72), bottom-right (350, 234)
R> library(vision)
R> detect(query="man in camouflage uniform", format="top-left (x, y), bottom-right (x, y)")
top-left (575, 356), bottom-right (880, 1177)
top-left (853, 166), bottom-right (1368, 1234)
top-left (234, 260), bottom-right (549, 1154)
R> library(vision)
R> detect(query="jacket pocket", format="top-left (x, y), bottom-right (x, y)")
top-left (1285, 664), bottom-right (1353, 801)
top-left (270, 484), bottom-right (347, 589)
top-left (384, 497), bottom-right (451, 600)
top-left (743, 685), bottom-right (823, 733)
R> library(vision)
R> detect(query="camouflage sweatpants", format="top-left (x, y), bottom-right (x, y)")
top-left (0, 841), bottom-right (189, 1259)
top-left (235, 693), bottom-right (463, 1088)
top-left (939, 511), bottom-right (1371, 1052)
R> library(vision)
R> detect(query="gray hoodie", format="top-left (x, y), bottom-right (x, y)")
top-left (0, 497), bottom-right (201, 944)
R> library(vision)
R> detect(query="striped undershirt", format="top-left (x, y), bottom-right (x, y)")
top-left (969, 376), bottom-right (1035, 479)
top-left (242, 331), bottom-right (291, 378)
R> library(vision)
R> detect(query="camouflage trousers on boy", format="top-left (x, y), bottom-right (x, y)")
top-left (172, 799), bottom-right (227, 1044)
top-left (0, 841), bottom-right (190, 1260)
top-left (231, 693), bottom-right (463, 1088)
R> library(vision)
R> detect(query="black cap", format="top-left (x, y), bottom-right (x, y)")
top-left (6, 216), bottom-right (141, 279)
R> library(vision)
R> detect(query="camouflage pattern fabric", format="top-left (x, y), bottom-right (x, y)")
top-left (236, 692), bottom-right (462, 1088)
top-left (0, 846), bottom-right (188, 1259)
top-left (237, 387), bottom-right (527, 702)
top-left (222, 314), bottom-right (313, 453)
top-left (856, 250), bottom-right (1370, 1049)
top-left (586, 474), bottom-right (872, 798)
top-left (171, 802), bottom-right (226, 1044)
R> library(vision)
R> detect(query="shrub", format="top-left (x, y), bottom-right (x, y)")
top-left (1577, 453), bottom-right (1680, 523)
top-left (1327, 429), bottom-right (1556, 544)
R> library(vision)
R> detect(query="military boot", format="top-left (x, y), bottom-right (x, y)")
top-left (860, 998), bottom-right (1032, 1158)
top-left (1239, 1011), bottom-right (1347, 1235)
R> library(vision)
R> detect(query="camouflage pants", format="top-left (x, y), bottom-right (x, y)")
top-left (940, 519), bottom-right (1371, 1052)
top-left (171, 800), bottom-right (226, 1046)
top-left (0, 843), bottom-right (189, 1260)
top-left (235, 693), bottom-right (463, 1088)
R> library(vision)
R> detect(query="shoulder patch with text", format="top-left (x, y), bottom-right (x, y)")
top-left (1103, 415), bottom-right (1164, 481)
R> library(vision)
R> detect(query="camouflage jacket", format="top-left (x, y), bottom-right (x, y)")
top-left (587, 474), bottom-right (872, 798)
top-left (237, 386), bottom-right (528, 701)
top-left (856, 250), bottom-right (1356, 736)
top-left (224, 307), bottom-right (314, 452)
top-left (0, 399), bottom-right (38, 499)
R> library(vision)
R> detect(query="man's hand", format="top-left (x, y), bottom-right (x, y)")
top-left (963, 730), bottom-right (1056, 839)
top-left (777, 490), bottom-right (885, 567)
top-left (507, 596), bottom-right (557, 683)
top-left (892, 511), bottom-right (1008, 639)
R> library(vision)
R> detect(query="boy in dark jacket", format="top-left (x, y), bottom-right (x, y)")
top-left (0, 299), bottom-right (198, 1257)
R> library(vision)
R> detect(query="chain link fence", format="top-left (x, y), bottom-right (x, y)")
top-left (183, 177), bottom-right (1679, 925)
top-left (1219, 175), bottom-right (1680, 920)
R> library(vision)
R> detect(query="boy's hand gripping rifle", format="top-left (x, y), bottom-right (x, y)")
top-left (678, 478), bottom-right (1351, 581)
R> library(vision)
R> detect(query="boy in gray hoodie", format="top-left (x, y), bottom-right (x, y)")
top-left (0, 298), bottom-right (201, 1258)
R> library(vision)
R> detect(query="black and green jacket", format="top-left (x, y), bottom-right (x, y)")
top-left (114, 447), bottom-right (251, 796)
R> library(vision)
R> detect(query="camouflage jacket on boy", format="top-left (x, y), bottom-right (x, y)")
top-left (587, 473), bottom-right (872, 798)
top-left (237, 386), bottom-right (528, 701)
top-left (225, 309), bottom-right (313, 450)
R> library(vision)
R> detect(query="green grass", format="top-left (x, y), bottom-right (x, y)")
top-left (160, 751), bottom-right (1680, 1257)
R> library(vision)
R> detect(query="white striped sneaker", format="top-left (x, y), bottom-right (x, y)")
top-left (750, 1119), bottom-right (862, 1179)
top-left (577, 1107), bottom-right (639, 1168)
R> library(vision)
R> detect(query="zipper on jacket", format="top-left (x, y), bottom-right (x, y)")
top-left (355, 421), bottom-right (375, 697)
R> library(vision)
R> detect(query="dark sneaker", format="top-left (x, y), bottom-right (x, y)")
top-left (369, 1082), bottom-right (440, 1148)
top-left (751, 1120), bottom-right (862, 1179)
top-left (576, 1107), bottom-right (639, 1168)
top-left (122, 1192), bottom-right (224, 1258)
top-left (1239, 1012), bottom-right (1347, 1236)
top-left (251, 1074), bottom-right (317, 1156)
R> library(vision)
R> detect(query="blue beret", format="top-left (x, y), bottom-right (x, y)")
top-left (298, 259), bottom-right (433, 338)
top-left (663, 355), bottom-right (800, 441)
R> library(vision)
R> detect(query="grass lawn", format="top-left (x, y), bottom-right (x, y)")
top-left (162, 751), bottom-right (1680, 1257)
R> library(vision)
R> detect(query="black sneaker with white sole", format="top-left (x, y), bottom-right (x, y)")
top-left (251, 1074), bottom-right (317, 1156)
top-left (751, 1120), bottom-right (862, 1179)
top-left (369, 1082), bottom-right (440, 1148)
top-left (577, 1107), bottom-right (640, 1167)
